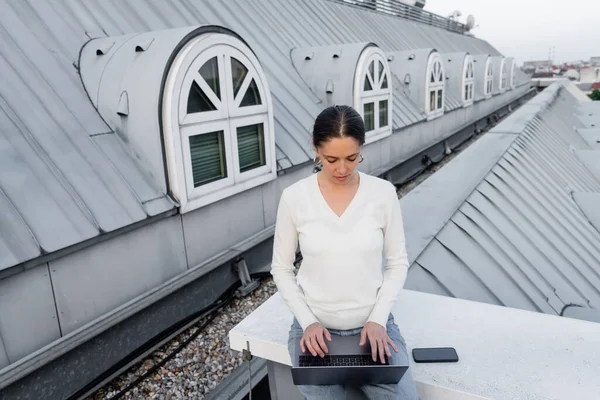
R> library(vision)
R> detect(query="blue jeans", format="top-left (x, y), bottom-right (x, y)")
top-left (288, 314), bottom-right (421, 400)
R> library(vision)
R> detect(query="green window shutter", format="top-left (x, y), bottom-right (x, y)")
top-left (189, 131), bottom-right (227, 187)
top-left (237, 124), bottom-right (266, 173)
top-left (363, 103), bottom-right (374, 131)
top-left (379, 100), bottom-right (388, 127)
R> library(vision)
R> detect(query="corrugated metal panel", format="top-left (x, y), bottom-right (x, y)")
top-left (445, 91), bottom-right (463, 112)
top-left (0, 0), bottom-right (174, 271)
top-left (408, 84), bottom-right (600, 321)
top-left (392, 74), bottom-right (425, 129)
top-left (0, 0), bottom-right (517, 271)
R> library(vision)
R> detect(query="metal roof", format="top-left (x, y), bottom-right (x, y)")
top-left (404, 82), bottom-right (600, 323)
top-left (0, 0), bottom-right (524, 271)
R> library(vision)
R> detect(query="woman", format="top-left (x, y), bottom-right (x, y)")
top-left (270, 105), bottom-right (420, 400)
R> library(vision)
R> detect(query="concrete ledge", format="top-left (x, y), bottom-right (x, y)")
top-left (575, 129), bottom-right (600, 149)
top-left (229, 290), bottom-right (600, 400)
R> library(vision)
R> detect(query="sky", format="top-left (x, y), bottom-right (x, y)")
top-left (425, 0), bottom-right (598, 66)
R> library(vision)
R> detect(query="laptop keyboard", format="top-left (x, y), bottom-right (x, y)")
top-left (298, 354), bottom-right (386, 367)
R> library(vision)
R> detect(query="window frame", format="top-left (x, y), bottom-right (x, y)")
top-left (484, 58), bottom-right (493, 98)
top-left (162, 33), bottom-right (276, 213)
top-left (499, 58), bottom-right (507, 92)
top-left (425, 52), bottom-right (445, 119)
top-left (230, 113), bottom-right (271, 184)
top-left (181, 120), bottom-right (235, 199)
top-left (354, 47), bottom-right (393, 144)
top-left (462, 55), bottom-right (475, 106)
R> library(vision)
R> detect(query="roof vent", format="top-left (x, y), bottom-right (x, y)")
top-left (332, 49), bottom-right (342, 58)
top-left (326, 79), bottom-right (334, 94)
top-left (387, 55), bottom-right (394, 62)
top-left (135, 39), bottom-right (154, 52)
top-left (96, 42), bottom-right (115, 56)
top-left (117, 91), bottom-right (129, 116)
top-left (404, 74), bottom-right (411, 85)
top-left (305, 52), bottom-right (314, 61)
top-left (408, 54), bottom-right (415, 60)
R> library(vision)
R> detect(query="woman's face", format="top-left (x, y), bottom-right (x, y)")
top-left (314, 136), bottom-right (361, 186)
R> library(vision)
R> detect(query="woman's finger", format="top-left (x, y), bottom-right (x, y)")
top-left (316, 331), bottom-right (329, 355)
top-left (369, 334), bottom-right (378, 362)
top-left (378, 338), bottom-right (386, 364)
top-left (300, 336), bottom-right (306, 353)
top-left (311, 334), bottom-right (325, 358)
top-left (305, 335), bottom-right (317, 357)
top-left (359, 328), bottom-right (367, 346)
top-left (324, 328), bottom-right (332, 342)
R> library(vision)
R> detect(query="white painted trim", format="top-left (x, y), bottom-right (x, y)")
top-left (181, 121), bottom-right (235, 199)
top-left (484, 57), bottom-right (493, 98)
top-left (162, 33), bottom-right (276, 213)
top-left (354, 46), bottom-right (393, 143)
top-left (510, 62), bottom-right (517, 89)
top-left (462, 55), bottom-right (475, 107)
top-left (499, 58), bottom-right (507, 93)
top-left (230, 113), bottom-right (272, 183)
top-left (178, 47), bottom-right (228, 125)
top-left (425, 52), bottom-right (445, 119)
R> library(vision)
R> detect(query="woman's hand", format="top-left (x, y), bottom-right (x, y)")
top-left (360, 321), bottom-right (398, 363)
top-left (301, 322), bottom-right (332, 358)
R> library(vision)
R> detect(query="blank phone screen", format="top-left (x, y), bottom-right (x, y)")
top-left (412, 347), bottom-right (458, 363)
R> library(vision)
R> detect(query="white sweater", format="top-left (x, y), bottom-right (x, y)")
top-left (270, 171), bottom-right (409, 331)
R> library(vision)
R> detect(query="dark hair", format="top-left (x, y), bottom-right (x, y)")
top-left (312, 105), bottom-right (366, 148)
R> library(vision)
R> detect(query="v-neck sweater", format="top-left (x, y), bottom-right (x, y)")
top-left (271, 171), bottom-right (409, 331)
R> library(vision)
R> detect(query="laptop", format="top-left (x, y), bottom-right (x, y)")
top-left (291, 334), bottom-right (408, 386)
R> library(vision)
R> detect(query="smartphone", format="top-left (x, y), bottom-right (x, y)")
top-left (412, 347), bottom-right (459, 363)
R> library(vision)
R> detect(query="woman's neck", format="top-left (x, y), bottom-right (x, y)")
top-left (317, 171), bottom-right (360, 192)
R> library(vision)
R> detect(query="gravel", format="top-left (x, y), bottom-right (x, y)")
top-left (87, 277), bottom-right (277, 400)
top-left (89, 128), bottom-right (491, 399)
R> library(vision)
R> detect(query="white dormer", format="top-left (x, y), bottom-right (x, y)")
top-left (80, 27), bottom-right (276, 214)
top-left (354, 46), bottom-right (393, 143)
top-left (292, 43), bottom-right (392, 144)
top-left (388, 49), bottom-right (445, 120)
top-left (425, 52), bottom-right (445, 119)
top-left (442, 52), bottom-right (474, 108)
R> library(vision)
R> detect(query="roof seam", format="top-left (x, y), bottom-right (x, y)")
top-left (89, 131), bottom-right (113, 137)
top-left (0, 86), bottom-right (101, 232)
top-left (0, 185), bottom-right (41, 253)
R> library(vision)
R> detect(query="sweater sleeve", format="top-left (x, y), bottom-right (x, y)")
top-left (270, 190), bottom-right (320, 330)
top-left (367, 183), bottom-right (409, 327)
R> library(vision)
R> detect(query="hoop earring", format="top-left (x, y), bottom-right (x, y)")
top-left (313, 156), bottom-right (323, 168)
top-left (359, 154), bottom-right (364, 163)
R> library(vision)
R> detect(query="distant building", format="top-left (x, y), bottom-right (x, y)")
top-left (523, 60), bottom-right (552, 70)
top-left (590, 56), bottom-right (600, 66)
top-left (563, 69), bottom-right (580, 81)
top-left (580, 66), bottom-right (600, 83)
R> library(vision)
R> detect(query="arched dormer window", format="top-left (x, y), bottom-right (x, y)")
top-left (164, 33), bottom-right (275, 212)
top-left (426, 53), bottom-right (444, 118)
top-left (354, 47), bottom-right (392, 143)
top-left (463, 55), bottom-right (474, 105)
top-left (500, 58), bottom-right (507, 92)
top-left (485, 58), bottom-right (493, 97)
